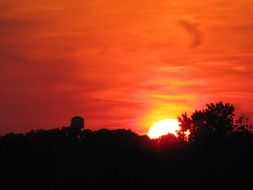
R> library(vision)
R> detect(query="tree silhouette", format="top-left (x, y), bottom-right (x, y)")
top-left (1, 108), bottom-right (253, 190)
top-left (178, 102), bottom-right (235, 142)
top-left (177, 113), bottom-right (192, 141)
top-left (234, 115), bottom-right (253, 132)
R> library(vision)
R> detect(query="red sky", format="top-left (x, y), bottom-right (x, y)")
top-left (1, 0), bottom-right (253, 135)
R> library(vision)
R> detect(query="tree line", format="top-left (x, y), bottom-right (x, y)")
top-left (0, 102), bottom-right (253, 190)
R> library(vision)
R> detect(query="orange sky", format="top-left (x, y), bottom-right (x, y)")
top-left (1, 0), bottom-right (253, 134)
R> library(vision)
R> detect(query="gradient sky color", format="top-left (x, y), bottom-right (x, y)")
top-left (1, 0), bottom-right (253, 134)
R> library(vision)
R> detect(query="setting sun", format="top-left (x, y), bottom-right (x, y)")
top-left (148, 119), bottom-right (180, 139)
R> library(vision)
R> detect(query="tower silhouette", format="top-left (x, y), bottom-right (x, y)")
top-left (70, 116), bottom-right (84, 130)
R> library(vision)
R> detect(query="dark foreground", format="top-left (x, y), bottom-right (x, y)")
top-left (1, 128), bottom-right (253, 190)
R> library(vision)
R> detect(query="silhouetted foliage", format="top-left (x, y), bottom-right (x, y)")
top-left (234, 115), bottom-right (253, 132)
top-left (178, 102), bottom-right (238, 142)
top-left (177, 112), bottom-right (192, 141)
top-left (1, 106), bottom-right (253, 190)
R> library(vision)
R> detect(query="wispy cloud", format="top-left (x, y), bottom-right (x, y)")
top-left (179, 19), bottom-right (204, 48)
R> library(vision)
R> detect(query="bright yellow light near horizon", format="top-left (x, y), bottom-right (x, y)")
top-left (148, 119), bottom-right (180, 139)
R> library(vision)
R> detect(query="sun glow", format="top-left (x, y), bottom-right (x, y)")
top-left (148, 119), bottom-right (180, 139)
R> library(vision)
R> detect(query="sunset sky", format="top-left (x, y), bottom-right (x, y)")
top-left (1, 0), bottom-right (253, 134)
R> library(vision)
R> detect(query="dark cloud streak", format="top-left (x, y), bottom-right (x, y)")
top-left (179, 19), bottom-right (204, 48)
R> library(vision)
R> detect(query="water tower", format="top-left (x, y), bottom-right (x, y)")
top-left (70, 116), bottom-right (84, 130)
